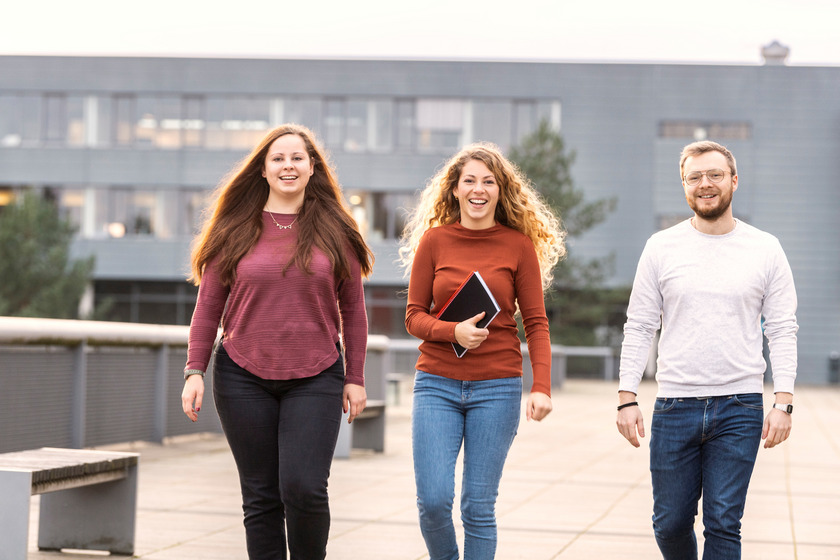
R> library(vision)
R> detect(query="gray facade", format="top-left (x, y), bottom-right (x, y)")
top-left (1, 55), bottom-right (838, 383)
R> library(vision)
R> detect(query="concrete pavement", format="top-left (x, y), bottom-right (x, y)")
top-left (25, 379), bottom-right (840, 559)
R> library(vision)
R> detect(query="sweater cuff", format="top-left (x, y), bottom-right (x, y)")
top-left (772, 374), bottom-right (795, 395)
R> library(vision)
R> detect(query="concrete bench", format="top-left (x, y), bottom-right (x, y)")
top-left (0, 447), bottom-right (139, 559)
top-left (334, 399), bottom-right (386, 459)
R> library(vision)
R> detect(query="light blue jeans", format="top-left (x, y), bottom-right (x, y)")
top-left (650, 393), bottom-right (764, 560)
top-left (412, 370), bottom-right (522, 560)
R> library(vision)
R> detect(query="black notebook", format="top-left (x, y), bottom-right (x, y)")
top-left (435, 271), bottom-right (501, 358)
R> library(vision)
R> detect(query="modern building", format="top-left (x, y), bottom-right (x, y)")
top-left (1, 49), bottom-right (838, 383)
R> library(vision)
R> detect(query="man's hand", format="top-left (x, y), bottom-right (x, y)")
top-left (763, 393), bottom-right (793, 449)
top-left (616, 391), bottom-right (645, 448)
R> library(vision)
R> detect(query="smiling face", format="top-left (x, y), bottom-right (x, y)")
top-left (262, 133), bottom-right (314, 212)
top-left (453, 158), bottom-right (500, 230)
top-left (682, 150), bottom-right (738, 223)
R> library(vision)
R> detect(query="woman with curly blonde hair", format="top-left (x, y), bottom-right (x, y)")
top-left (401, 142), bottom-right (565, 559)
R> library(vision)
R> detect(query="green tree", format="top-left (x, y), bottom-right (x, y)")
top-left (509, 120), bottom-right (627, 346)
top-left (0, 191), bottom-right (95, 319)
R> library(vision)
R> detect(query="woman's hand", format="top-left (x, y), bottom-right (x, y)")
top-left (526, 391), bottom-right (553, 421)
top-left (181, 376), bottom-right (205, 422)
top-left (454, 312), bottom-right (490, 350)
top-left (343, 383), bottom-right (367, 423)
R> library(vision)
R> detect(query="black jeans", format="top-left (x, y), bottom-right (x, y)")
top-left (213, 342), bottom-right (344, 560)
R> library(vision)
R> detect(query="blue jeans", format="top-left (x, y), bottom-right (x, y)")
top-left (213, 342), bottom-right (344, 560)
top-left (650, 393), bottom-right (764, 560)
top-left (412, 370), bottom-right (522, 560)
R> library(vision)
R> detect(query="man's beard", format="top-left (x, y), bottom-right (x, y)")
top-left (687, 189), bottom-right (733, 220)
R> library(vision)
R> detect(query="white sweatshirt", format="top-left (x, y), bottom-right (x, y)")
top-left (619, 219), bottom-right (798, 398)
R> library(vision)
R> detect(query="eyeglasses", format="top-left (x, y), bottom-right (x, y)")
top-left (683, 169), bottom-right (730, 187)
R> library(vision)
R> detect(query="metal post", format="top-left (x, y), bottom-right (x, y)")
top-left (71, 341), bottom-right (88, 449)
top-left (153, 344), bottom-right (169, 443)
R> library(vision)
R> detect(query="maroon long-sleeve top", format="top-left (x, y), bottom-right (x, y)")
top-left (186, 212), bottom-right (368, 386)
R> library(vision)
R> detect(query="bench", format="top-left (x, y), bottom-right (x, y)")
top-left (0, 447), bottom-right (139, 559)
top-left (334, 399), bottom-right (386, 459)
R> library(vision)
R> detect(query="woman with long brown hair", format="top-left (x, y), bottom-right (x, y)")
top-left (181, 123), bottom-right (373, 560)
top-left (400, 142), bottom-right (565, 559)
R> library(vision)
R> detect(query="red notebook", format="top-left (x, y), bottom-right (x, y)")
top-left (435, 271), bottom-right (501, 358)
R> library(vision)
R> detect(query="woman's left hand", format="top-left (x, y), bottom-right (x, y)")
top-left (343, 383), bottom-right (367, 423)
top-left (526, 391), bottom-right (553, 421)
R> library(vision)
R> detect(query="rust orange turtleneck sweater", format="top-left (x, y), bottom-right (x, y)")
top-left (405, 222), bottom-right (551, 395)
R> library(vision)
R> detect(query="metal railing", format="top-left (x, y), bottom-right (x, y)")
top-left (0, 317), bottom-right (615, 453)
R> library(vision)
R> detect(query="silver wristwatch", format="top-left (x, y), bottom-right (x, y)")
top-left (772, 403), bottom-right (793, 414)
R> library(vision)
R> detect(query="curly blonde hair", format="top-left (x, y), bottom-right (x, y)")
top-left (399, 142), bottom-right (566, 290)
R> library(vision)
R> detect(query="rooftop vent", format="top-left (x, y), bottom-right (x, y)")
top-left (761, 40), bottom-right (790, 65)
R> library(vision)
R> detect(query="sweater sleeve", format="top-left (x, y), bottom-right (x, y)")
top-left (762, 241), bottom-right (798, 394)
top-left (618, 241), bottom-right (662, 394)
top-left (405, 230), bottom-right (458, 343)
top-left (186, 259), bottom-right (229, 373)
top-left (337, 251), bottom-right (368, 387)
top-left (516, 239), bottom-right (552, 396)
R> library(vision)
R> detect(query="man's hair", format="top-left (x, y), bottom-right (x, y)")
top-left (679, 140), bottom-right (737, 178)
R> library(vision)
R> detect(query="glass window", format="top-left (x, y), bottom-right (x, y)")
top-left (202, 96), bottom-right (271, 150)
top-left (94, 281), bottom-right (198, 325)
top-left (91, 96), bottom-right (112, 147)
top-left (43, 94), bottom-right (86, 146)
top-left (365, 286), bottom-right (409, 337)
top-left (324, 98), bottom-right (344, 150)
top-left (0, 95), bottom-right (19, 147)
top-left (180, 189), bottom-right (210, 236)
top-left (44, 94), bottom-right (66, 145)
top-left (0, 94), bottom-right (41, 147)
top-left (285, 97), bottom-right (322, 133)
top-left (371, 192), bottom-right (414, 241)
top-left (204, 97), bottom-right (227, 149)
top-left (99, 188), bottom-right (157, 237)
top-left (0, 186), bottom-right (16, 209)
top-left (66, 96), bottom-right (85, 147)
top-left (226, 96), bottom-right (272, 150)
top-left (129, 190), bottom-right (156, 235)
top-left (395, 99), bottom-right (414, 151)
top-left (182, 96), bottom-right (204, 148)
top-left (514, 100), bottom-right (537, 143)
top-left (369, 99), bottom-right (393, 152)
top-left (154, 190), bottom-right (178, 239)
top-left (537, 101), bottom-right (561, 130)
top-left (659, 121), bottom-right (752, 140)
top-left (57, 188), bottom-right (85, 231)
top-left (19, 95), bottom-right (41, 147)
top-left (134, 95), bottom-right (183, 149)
top-left (345, 99), bottom-right (367, 152)
top-left (113, 95), bottom-right (134, 146)
top-left (416, 98), bottom-right (463, 152)
top-left (472, 101), bottom-right (512, 150)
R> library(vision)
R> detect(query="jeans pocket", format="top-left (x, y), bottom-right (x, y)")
top-left (652, 397), bottom-right (676, 413)
top-left (733, 393), bottom-right (764, 411)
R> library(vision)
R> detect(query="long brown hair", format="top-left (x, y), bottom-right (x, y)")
top-left (189, 124), bottom-right (373, 286)
top-left (399, 142), bottom-right (566, 290)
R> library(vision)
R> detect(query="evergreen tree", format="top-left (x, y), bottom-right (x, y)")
top-left (0, 191), bottom-right (94, 319)
top-left (509, 121), bottom-right (627, 346)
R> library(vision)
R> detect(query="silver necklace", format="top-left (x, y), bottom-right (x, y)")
top-left (267, 211), bottom-right (297, 230)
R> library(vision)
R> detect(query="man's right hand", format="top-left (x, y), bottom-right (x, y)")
top-left (616, 392), bottom-right (646, 448)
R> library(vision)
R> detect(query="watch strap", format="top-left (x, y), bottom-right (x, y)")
top-left (772, 403), bottom-right (793, 414)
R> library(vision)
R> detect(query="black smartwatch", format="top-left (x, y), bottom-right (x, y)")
top-left (772, 403), bottom-right (793, 414)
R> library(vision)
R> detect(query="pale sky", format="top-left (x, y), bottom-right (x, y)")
top-left (3, 0), bottom-right (839, 65)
